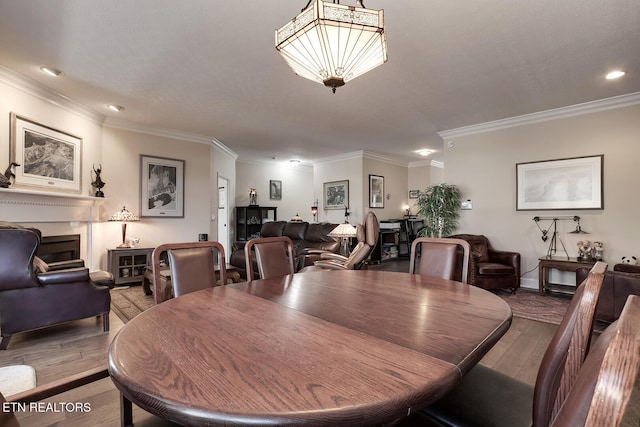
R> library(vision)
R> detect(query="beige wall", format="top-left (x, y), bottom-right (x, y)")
top-left (363, 157), bottom-right (409, 221)
top-left (444, 104), bottom-right (640, 289)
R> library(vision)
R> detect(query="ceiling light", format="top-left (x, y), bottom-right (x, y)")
top-left (275, 0), bottom-right (388, 93)
top-left (606, 70), bottom-right (626, 80)
top-left (40, 66), bottom-right (63, 77)
top-left (107, 104), bottom-right (125, 112)
top-left (416, 149), bottom-right (433, 156)
top-left (289, 159), bottom-right (301, 163)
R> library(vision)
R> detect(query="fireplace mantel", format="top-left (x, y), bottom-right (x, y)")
top-left (0, 187), bottom-right (105, 223)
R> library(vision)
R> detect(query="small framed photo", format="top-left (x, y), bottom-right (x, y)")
top-left (323, 180), bottom-right (349, 209)
top-left (369, 174), bottom-right (384, 208)
top-left (9, 112), bottom-right (82, 193)
top-left (270, 180), bottom-right (282, 200)
top-left (409, 190), bottom-right (419, 199)
top-left (140, 155), bottom-right (185, 217)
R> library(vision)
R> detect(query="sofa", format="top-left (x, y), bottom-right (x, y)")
top-left (576, 263), bottom-right (640, 323)
top-left (230, 221), bottom-right (340, 279)
top-left (0, 222), bottom-right (111, 350)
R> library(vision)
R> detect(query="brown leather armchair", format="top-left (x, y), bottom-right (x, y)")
top-left (0, 222), bottom-right (111, 350)
top-left (449, 234), bottom-right (521, 292)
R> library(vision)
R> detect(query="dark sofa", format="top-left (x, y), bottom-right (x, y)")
top-left (577, 263), bottom-right (640, 323)
top-left (230, 221), bottom-right (340, 279)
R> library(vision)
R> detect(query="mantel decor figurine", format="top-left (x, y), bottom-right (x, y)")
top-left (249, 188), bottom-right (257, 206)
top-left (0, 162), bottom-right (20, 188)
top-left (91, 163), bottom-right (106, 197)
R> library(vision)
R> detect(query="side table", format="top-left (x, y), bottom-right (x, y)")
top-left (107, 247), bottom-right (154, 286)
top-left (538, 256), bottom-right (596, 295)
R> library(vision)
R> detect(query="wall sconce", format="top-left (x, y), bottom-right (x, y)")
top-left (311, 200), bottom-right (318, 222)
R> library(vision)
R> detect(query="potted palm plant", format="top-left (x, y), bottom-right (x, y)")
top-left (416, 183), bottom-right (462, 238)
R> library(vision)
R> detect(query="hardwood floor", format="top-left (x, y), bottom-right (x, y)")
top-left (0, 262), bottom-right (608, 426)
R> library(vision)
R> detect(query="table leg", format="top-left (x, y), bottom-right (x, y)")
top-left (120, 393), bottom-right (133, 427)
top-left (538, 264), bottom-right (545, 295)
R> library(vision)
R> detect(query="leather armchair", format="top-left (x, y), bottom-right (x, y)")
top-left (449, 234), bottom-right (521, 292)
top-left (0, 222), bottom-right (111, 350)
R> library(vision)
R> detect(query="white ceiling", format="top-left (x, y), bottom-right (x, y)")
top-left (0, 0), bottom-right (638, 165)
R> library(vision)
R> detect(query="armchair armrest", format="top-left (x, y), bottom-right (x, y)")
top-left (320, 252), bottom-right (348, 262)
top-left (313, 260), bottom-right (350, 270)
top-left (488, 248), bottom-right (521, 269)
top-left (37, 268), bottom-right (91, 286)
top-left (46, 259), bottom-right (85, 271)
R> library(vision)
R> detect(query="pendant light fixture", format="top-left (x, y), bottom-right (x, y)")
top-left (275, 0), bottom-right (388, 93)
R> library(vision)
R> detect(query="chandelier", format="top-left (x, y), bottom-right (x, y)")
top-left (275, 0), bottom-right (388, 93)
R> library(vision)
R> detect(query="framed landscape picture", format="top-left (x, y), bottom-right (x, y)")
top-left (369, 174), bottom-right (384, 208)
top-left (409, 190), bottom-right (419, 199)
top-left (9, 112), bottom-right (82, 193)
top-left (140, 155), bottom-right (185, 217)
top-left (323, 180), bottom-right (349, 209)
top-left (516, 155), bottom-right (603, 210)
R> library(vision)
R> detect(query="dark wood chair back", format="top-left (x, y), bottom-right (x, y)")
top-left (152, 241), bottom-right (226, 304)
top-left (551, 294), bottom-right (640, 427)
top-left (245, 236), bottom-right (295, 281)
top-left (409, 237), bottom-right (471, 284)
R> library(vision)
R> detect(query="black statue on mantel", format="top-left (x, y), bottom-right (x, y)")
top-left (91, 164), bottom-right (106, 197)
top-left (0, 162), bottom-right (20, 188)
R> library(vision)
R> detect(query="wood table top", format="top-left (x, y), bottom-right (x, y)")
top-left (108, 270), bottom-right (512, 426)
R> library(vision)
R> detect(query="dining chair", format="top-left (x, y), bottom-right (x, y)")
top-left (244, 236), bottom-right (295, 281)
top-left (1, 367), bottom-right (109, 427)
top-left (401, 261), bottom-right (608, 427)
top-left (550, 294), bottom-right (640, 427)
top-left (409, 237), bottom-right (471, 284)
top-left (152, 241), bottom-right (226, 303)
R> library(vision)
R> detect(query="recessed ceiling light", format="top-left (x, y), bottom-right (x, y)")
top-left (416, 149), bottom-right (432, 157)
top-left (289, 159), bottom-right (301, 163)
top-left (40, 66), bottom-right (63, 77)
top-left (606, 70), bottom-right (626, 80)
top-left (107, 104), bottom-right (125, 112)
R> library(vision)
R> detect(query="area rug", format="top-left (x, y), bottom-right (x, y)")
top-left (110, 286), bottom-right (155, 323)
top-left (494, 289), bottom-right (570, 325)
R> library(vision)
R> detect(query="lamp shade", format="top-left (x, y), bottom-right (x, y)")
top-left (109, 206), bottom-right (139, 222)
top-left (328, 222), bottom-right (357, 238)
top-left (276, 0), bottom-right (387, 92)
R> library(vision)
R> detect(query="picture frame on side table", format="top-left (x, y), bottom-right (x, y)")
top-left (516, 154), bottom-right (603, 210)
top-left (140, 155), bottom-right (185, 217)
top-left (270, 180), bottom-right (282, 200)
top-left (323, 180), bottom-right (349, 210)
top-left (9, 112), bottom-right (82, 193)
top-left (369, 174), bottom-right (384, 208)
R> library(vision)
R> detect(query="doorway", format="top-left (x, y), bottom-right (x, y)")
top-left (217, 175), bottom-right (230, 261)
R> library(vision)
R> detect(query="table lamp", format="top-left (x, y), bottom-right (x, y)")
top-left (109, 206), bottom-right (140, 248)
top-left (328, 222), bottom-right (357, 256)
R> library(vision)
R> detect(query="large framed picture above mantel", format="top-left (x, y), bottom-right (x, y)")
top-left (140, 155), bottom-right (185, 217)
top-left (516, 155), bottom-right (603, 211)
top-left (9, 112), bottom-right (82, 194)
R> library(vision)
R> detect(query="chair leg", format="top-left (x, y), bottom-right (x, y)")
top-left (120, 393), bottom-right (133, 427)
top-left (103, 313), bottom-right (110, 332)
top-left (0, 335), bottom-right (10, 350)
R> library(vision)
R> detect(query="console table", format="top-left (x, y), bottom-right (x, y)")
top-left (538, 256), bottom-right (596, 295)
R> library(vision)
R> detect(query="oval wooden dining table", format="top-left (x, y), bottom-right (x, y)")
top-left (108, 270), bottom-right (512, 427)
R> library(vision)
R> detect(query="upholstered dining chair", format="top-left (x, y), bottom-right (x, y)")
top-left (244, 236), bottom-right (295, 281)
top-left (400, 261), bottom-right (608, 427)
top-left (300, 211), bottom-right (379, 272)
top-left (152, 241), bottom-right (226, 304)
top-left (409, 237), bottom-right (471, 284)
top-left (550, 294), bottom-right (640, 427)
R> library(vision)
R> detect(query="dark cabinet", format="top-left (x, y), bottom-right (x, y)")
top-left (236, 206), bottom-right (277, 241)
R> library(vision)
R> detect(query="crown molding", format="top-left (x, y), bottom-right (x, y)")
top-left (103, 118), bottom-right (238, 159)
top-left (312, 150), bottom-right (410, 167)
top-left (236, 158), bottom-right (313, 169)
top-left (0, 66), bottom-right (105, 125)
top-left (438, 92), bottom-right (640, 140)
top-left (408, 159), bottom-right (444, 168)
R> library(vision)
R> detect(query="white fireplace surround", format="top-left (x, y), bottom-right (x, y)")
top-left (0, 188), bottom-right (106, 268)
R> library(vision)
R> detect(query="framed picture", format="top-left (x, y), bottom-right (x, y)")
top-left (9, 112), bottom-right (82, 193)
top-left (323, 180), bottom-right (349, 209)
top-left (369, 174), bottom-right (384, 208)
top-left (409, 190), bottom-right (419, 199)
top-left (140, 155), bottom-right (185, 217)
top-left (516, 155), bottom-right (603, 211)
top-left (270, 180), bottom-right (282, 200)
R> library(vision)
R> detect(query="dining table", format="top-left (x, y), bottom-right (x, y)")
top-left (108, 269), bottom-right (512, 427)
